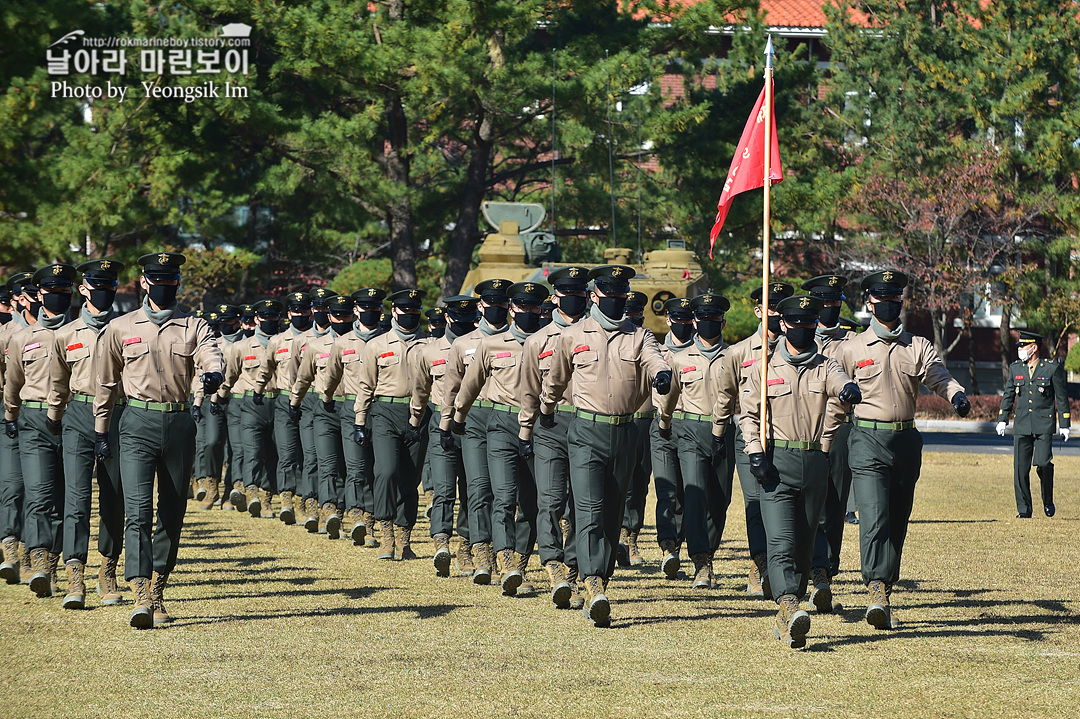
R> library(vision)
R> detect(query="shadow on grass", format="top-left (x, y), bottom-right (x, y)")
top-left (171, 601), bottom-right (458, 626)
top-left (908, 519), bottom-right (998, 524)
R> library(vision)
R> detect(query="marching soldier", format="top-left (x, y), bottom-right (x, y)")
top-left (712, 282), bottom-right (794, 598)
top-left (657, 293), bottom-right (735, 591)
top-left (618, 290), bottom-right (654, 569)
top-left (48, 259), bottom-right (127, 609)
top-left (412, 296), bottom-right (480, 577)
top-left (4, 264), bottom-right (77, 598)
top-left (0, 275), bottom-right (32, 584)
top-left (426, 307), bottom-right (446, 339)
top-left (452, 281), bottom-right (549, 597)
top-left (996, 331), bottom-right (1070, 518)
top-left (208, 304), bottom-right (249, 512)
top-left (740, 295), bottom-right (861, 649)
top-left (420, 307), bottom-right (446, 516)
top-left (836, 270), bottom-right (969, 630)
top-left (353, 289), bottom-right (430, 560)
top-left (94, 252), bottom-right (225, 628)
top-left (538, 265), bottom-right (672, 627)
top-left (519, 266), bottom-right (590, 609)
top-left (195, 304), bottom-right (240, 511)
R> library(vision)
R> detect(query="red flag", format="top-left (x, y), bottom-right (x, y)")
top-left (709, 81), bottom-right (783, 257)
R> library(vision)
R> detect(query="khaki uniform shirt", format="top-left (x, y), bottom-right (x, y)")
top-left (4, 317), bottom-right (72, 421)
top-left (94, 307), bottom-right (224, 433)
top-left (540, 315), bottom-right (669, 417)
top-left (255, 327), bottom-right (309, 396)
top-left (453, 331), bottom-right (526, 421)
top-left (836, 326), bottom-right (964, 423)
top-left (439, 326), bottom-right (493, 431)
top-left (412, 334), bottom-right (456, 427)
top-left (0, 317), bottom-right (29, 400)
top-left (48, 314), bottom-right (116, 421)
top-left (221, 334), bottom-right (275, 397)
top-left (290, 329), bottom-right (338, 405)
top-left (657, 340), bottom-right (728, 425)
top-left (712, 326), bottom-right (775, 437)
top-left (324, 329), bottom-right (382, 402)
top-left (518, 319), bottom-right (577, 438)
top-left (354, 329), bottom-right (429, 426)
top-left (739, 348), bottom-right (852, 454)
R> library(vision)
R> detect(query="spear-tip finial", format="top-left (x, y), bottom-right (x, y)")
top-left (765, 34), bottom-right (774, 70)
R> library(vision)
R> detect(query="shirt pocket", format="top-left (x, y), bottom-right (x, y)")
top-left (65, 344), bottom-right (91, 364)
top-left (122, 341), bottom-right (150, 362)
top-left (570, 349), bottom-right (600, 385)
top-left (898, 360), bottom-right (921, 394)
top-left (242, 354), bottom-right (262, 371)
top-left (765, 380), bottom-right (793, 417)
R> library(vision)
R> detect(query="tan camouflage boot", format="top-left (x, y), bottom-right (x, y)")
top-left (150, 571), bottom-right (173, 626)
top-left (62, 561), bottom-right (86, 609)
top-left (200, 478), bottom-right (219, 511)
top-left (363, 511), bottom-right (379, 548)
top-left (691, 552), bottom-right (713, 590)
top-left (97, 555), bottom-right (123, 605)
top-left (279, 491), bottom-right (296, 525)
top-left (28, 548), bottom-right (51, 596)
top-left (47, 552), bottom-right (61, 596)
top-left (0, 536), bottom-right (19, 584)
top-left (747, 557), bottom-right (763, 596)
top-left (303, 498), bottom-right (319, 533)
top-left (230, 482), bottom-right (247, 513)
top-left (423, 488), bottom-right (435, 520)
top-left (617, 527), bottom-right (631, 567)
top-left (455, 539), bottom-right (475, 576)
top-left (128, 577), bottom-right (152, 629)
top-left (188, 477), bottom-right (196, 499)
top-left (751, 553), bottom-right (771, 599)
top-left (499, 548), bottom-right (522, 596)
top-left (517, 553), bottom-right (535, 595)
top-left (260, 490), bottom-right (275, 519)
top-left (377, 521), bottom-right (396, 561)
top-left (810, 567), bottom-right (833, 614)
top-left (397, 526), bottom-right (417, 560)
top-left (582, 575), bottom-right (610, 627)
top-left (20, 542), bottom-right (31, 585)
top-left (471, 542), bottom-right (492, 585)
top-left (432, 534), bottom-right (452, 577)
top-left (194, 477), bottom-right (208, 502)
top-left (346, 509), bottom-right (365, 544)
top-left (546, 561), bottom-right (571, 609)
top-left (325, 503), bottom-right (342, 539)
top-left (775, 594), bottom-right (810, 649)
top-left (659, 539), bottom-right (681, 580)
top-left (627, 530), bottom-right (644, 567)
top-left (559, 517), bottom-right (571, 547)
top-left (246, 485), bottom-right (262, 518)
top-left (566, 565), bottom-right (584, 610)
top-left (865, 580), bottom-right (892, 630)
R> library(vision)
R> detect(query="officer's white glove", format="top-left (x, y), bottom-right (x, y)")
top-left (1059, 427), bottom-right (1070, 442)
top-left (995, 422), bottom-right (1007, 437)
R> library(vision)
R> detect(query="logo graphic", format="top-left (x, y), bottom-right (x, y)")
top-left (221, 23), bottom-right (252, 38)
top-left (48, 30), bottom-right (85, 49)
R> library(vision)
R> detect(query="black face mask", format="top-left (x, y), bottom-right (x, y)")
top-left (220, 322), bottom-right (240, 337)
top-left (696, 319), bottom-right (724, 341)
top-left (313, 311), bottom-right (330, 328)
top-left (514, 312), bottom-right (540, 333)
top-left (147, 284), bottom-right (178, 307)
top-left (25, 300), bottom-right (42, 317)
top-left (627, 315), bottom-right (645, 327)
top-left (597, 296), bottom-right (627, 320)
top-left (557, 294), bottom-right (587, 318)
top-left (289, 314), bottom-right (311, 331)
top-left (258, 319), bottom-right (279, 335)
top-left (330, 320), bottom-right (352, 335)
top-left (430, 326), bottom-right (446, 339)
top-left (785, 326), bottom-right (817, 350)
top-left (766, 314), bottom-right (783, 335)
top-left (818, 305), bottom-right (842, 328)
top-left (539, 315), bottom-right (552, 328)
top-left (449, 320), bottom-right (476, 337)
top-left (357, 309), bottom-right (382, 328)
top-left (395, 313), bottom-right (421, 331)
top-left (243, 328), bottom-right (255, 338)
top-left (0, 312), bottom-right (10, 324)
top-left (873, 300), bottom-right (903, 323)
top-left (42, 292), bottom-right (72, 315)
top-left (669, 322), bottom-right (694, 342)
top-left (88, 289), bottom-right (116, 311)
top-left (483, 305), bottom-right (508, 327)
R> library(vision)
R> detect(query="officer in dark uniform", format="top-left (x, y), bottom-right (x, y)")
top-left (996, 331), bottom-right (1070, 518)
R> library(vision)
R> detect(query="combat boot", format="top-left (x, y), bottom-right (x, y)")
top-left (260, 490), bottom-right (275, 519)
top-left (582, 575), bottom-right (610, 627)
top-left (324, 503), bottom-right (341, 540)
top-left (627, 530), bottom-right (644, 567)
top-left (200, 478), bottom-right (219, 511)
top-left (499, 548), bottom-right (522, 596)
top-left (377, 521), bottom-right (396, 561)
top-left (128, 577), bottom-right (152, 629)
top-left (455, 539), bottom-right (475, 576)
top-left (20, 543), bottom-right (31, 585)
top-left (471, 542), bottom-right (492, 585)
top-left (363, 512), bottom-right (379, 548)
top-left (566, 565), bottom-right (584, 610)
top-left (546, 561), bottom-right (571, 609)
top-left (246, 486), bottom-right (262, 518)
top-left (150, 571), bottom-right (173, 626)
top-left (774, 594), bottom-right (811, 649)
top-left (0, 537), bottom-right (19, 584)
top-left (865, 580), bottom-right (892, 629)
top-left (751, 553), bottom-right (772, 599)
top-left (659, 539), bottom-right (681, 580)
top-left (691, 552), bottom-right (713, 590)
top-left (48, 552), bottom-right (60, 595)
top-left (346, 509), bottom-right (364, 544)
top-left (810, 567), bottom-right (833, 614)
top-left (747, 554), bottom-right (764, 596)
top-left (397, 526), bottom-right (417, 560)
top-left (433, 534), bottom-right (452, 577)
top-left (278, 491), bottom-right (295, 524)
top-left (517, 553), bottom-right (535, 595)
top-left (423, 489), bottom-right (435, 520)
top-left (229, 481), bottom-right (247, 513)
top-left (559, 517), bottom-right (571, 547)
top-left (194, 477), bottom-right (208, 502)
top-left (97, 555), bottom-right (123, 605)
top-left (29, 549), bottom-right (51, 596)
top-left (63, 561), bottom-right (86, 610)
top-left (303, 498), bottom-right (319, 533)
top-left (617, 528), bottom-right (631, 567)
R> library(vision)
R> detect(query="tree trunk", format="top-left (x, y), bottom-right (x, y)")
top-left (931, 308), bottom-right (947, 360)
top-left (999, 295), bottom-right (1013, 385)
top-left (442, 111), bottom-right (495, 298)
top-left (383, 0), bottom-right (417, 291)
top-left (965, 320), bottom-right (980, 396)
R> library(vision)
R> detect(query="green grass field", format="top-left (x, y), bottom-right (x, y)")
top-left (2, 451), bottom-right (1077, 718)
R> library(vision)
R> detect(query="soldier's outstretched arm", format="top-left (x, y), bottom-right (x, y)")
top-left (93, 323), bottom-right (124, 434)
top-left (290, 344), bottom-right (317, 405)
top-left (1052, 362), bottom-right (1071, 430)
top-left (46, 330), bottom-right (74, 422)
top-left (539, 333), bottom-right (573, 416)
top-left (353, 341), bottom-right (379, 427)
top-left (453, 343), bottom-right (491, 422)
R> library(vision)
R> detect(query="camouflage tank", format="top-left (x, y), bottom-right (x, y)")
top-left (459, 202), bottom-right (707, 335)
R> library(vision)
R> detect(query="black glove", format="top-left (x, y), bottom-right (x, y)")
top-left (94, 432), bottom-right (112, 461)
top-left (952, 392), bottom-right (971, 418)
top-left (658, 423), bottom-right (672, 440)
top-left (748, 452), bottom-right (775, 486)
top-left (404, 424), bottom-right (422, 447)
top-left (518, 438), bottom-right (534, 460)
top-left (353, 424), bottom-right (370, 446)
top-left (191, 404), bottom-right (203, 422)
top-left (46, 417), bottom-right (62, 436)
top-left (838, 382), bottom-right (862, 405)
top-left (450, 418), bottom-right (466, 436)
top-left (439, 429), bottom-right (455, 451)
top-left (4, 421), bottom-right (17, 439)
top-left (712, 433), bottom-right (726, 457)
top-left (653, 370), bottom-right (673, 395)
top-left (201, 371), bottom-right (224, 395)
top-left (288, 404), bottom-right (302, 422)
top-left (323, 398), bottom-right (337, 413)
top-left (208, 400), bottom-right (223, 417)
top-left (252, 392), bottom-right (265, 406)
top-left (539, 412), bottom-right (556, 429)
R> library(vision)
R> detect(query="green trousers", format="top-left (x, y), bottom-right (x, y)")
top-left (675, 418), bottom-right (735, 556)
top-left (225, 398), bottom-right (246, 486)
top-left (241, 395), bottom-right (277, 492)
top-left (733, 422), bottom-right (767, 558)
top-left (200, 401), bottom-right (226, 481)
top-left (759, 446), bottom-right (829, 600)
top-left (340, 399), bottom-right (375, 513)
top-left (1013, 432), bottom-right (1054, 516)
top-left (534, 412), bottom-right (576, 566)
top-left (273, 393), bottom-right (301, 495)
top-left (485, 409), bottom-right (538, 554)
top-left (848, 424), bottom-right (923, 586)
top-left (18, 406), bottom-right (64, 554)
top-left (812, 420), bottom-right (853, 576)
top-left (650, 417), bottom-right (683, 547)
top-left (0, 429), bottom-right (25, 541)
top-left (297, 393), bottom-right (319, 501)
top-left (369, 401), bottom-right (424, 526)
top-left (567, 417), bottom-right (640, 579)
top-left (118, 406), bottom-right (196, 580)
top-left (62, 399), bottom-right (124, 563)
top-left (428, 410), bottom-right (468, 539)
top-left (313, 400), bottom-right (345, 507)
top-left (192, 399), bottom-right (207, 479)
top-left (622, 416), bottom-right (653, 533)
top-left (461, 406), bottom-right (492, 544)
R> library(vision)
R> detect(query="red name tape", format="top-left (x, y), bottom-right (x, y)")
top-left (741, 360), bottom-right (754, 368)
top-left (123, 337), bottom-right (141, 346)
top-left (1014, 375), bottom-right (1023, 380)
top-left (767, 378), bottom-right (785, 386)
top-left (432, 358), bottom-right (446, 366)
top-left (277, 348), bottom-right (289, 354)
top-left (66, 343), bottom-right (83, 351)
top-left (495, 351), bottom-right (512, 359)
top-left (380, 351), bottom-right (395, 359)
top-left (538, 350), bottom-right (553, 359)
top-left (24, 342), bottom-right (40, 351)
top-left (244, 355), bottom-right (257, 361)
top-left (573, 345), bottom-right (590, 354)
top-left (856, 359), bottom-right (875, 369)
top-left (682, 365), bottom-right (697, 373)
top-left (318, 352), bottom-right (330, 359)
top-left (343, 349), bottom-right (355, 355)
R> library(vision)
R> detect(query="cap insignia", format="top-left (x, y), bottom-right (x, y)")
top-left (158, 253), bottom-right (170, 265)
top-left (883, 271), bottom-right (894, 282)
top-left (799, 297), bottom-right (811, 309)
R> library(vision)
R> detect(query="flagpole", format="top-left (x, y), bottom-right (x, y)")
top-left (759, 36), bottom-right (774, 447)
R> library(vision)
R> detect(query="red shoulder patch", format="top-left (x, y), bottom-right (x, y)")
top-left (856, 359), bottom-right (875, 369)
top-left (573, 345), bottom-right (590, 354)
top-left (66, 343), bottom-right (84, 351)
top-left (766, 378), bottom-right (785, 386)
